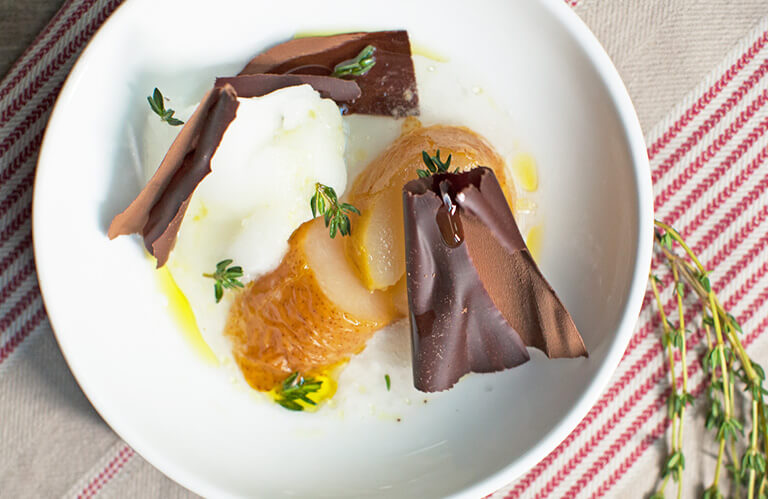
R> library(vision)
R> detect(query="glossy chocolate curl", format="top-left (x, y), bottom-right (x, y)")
top-left (215, 73), bottom-right (360, 102)
top-left (239, 30), bottom-right (418, 117)
top-left (403, 168), bottom-right (587, 392)
top-left (108, 85), bottom-right (239, 267)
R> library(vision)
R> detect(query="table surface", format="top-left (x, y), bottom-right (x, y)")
top-left (2, 1), bottom-right (768, 498)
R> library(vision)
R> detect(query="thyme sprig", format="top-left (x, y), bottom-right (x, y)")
top-left (417, 150), bottom-right (459, 178)
top-left (147, 88), bottom-right (184, 126)
top-left (310, 183), bottom-right (360, 238)
top-left (651, 221), bottom-right (768, 499)
top-left (203, 259), bottom-right (244, 303)
top-left (275, 372), bottom-right (323, 411)
top-left (331, 45), bottom-right (376, 78)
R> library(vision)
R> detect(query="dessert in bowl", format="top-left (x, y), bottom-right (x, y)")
top-left (33, 0), bottom-right (652, 497)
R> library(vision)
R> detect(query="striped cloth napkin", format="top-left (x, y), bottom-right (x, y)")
top-left (1, 0), bottom-right (767, 497)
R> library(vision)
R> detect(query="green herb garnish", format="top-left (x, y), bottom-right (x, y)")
top-left (331, 45), bottom-right (376, 78)
top-left (275, 372), bottom-right (323, 411)
top-left (203, 259), bottom-right (244, 303)
top-left (649, 221), bottom-right (768, 499)
top-left (385, 374), bottom-right (391, 391)
top-left (310, 182), bottom-right (360, 238)
top-left (147, 88), bottom-right (184, 126)
top-left (417, 150), bottom-right (459, 178)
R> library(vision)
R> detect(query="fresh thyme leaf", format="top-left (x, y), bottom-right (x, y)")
top-left (728, 313), bottom-right (743, 333)
top-left (277, 398), bottom-right (303, 411)
top-left (416, 149), bottom-right (460, 178)
top-left (310, 183), bottom-right (360, 238)
top-left (703, 485), bottom-right (723, 499)
top-left (385, 374), bottom-right (391, 391)
top-left (753, 362), bottom-right (766, 380)
top-left (649, 220), bottom-right (768, 498)
top-left (203, 259), bottom-right (244, 303)
top-left (147, 87), bottom-right (184, 126)
top-left (274, 372), bottom-right (323, 412)
top-left (331, 45), bottom-right (377, 78)
top-left (698, 271), bottom-right (712, 292)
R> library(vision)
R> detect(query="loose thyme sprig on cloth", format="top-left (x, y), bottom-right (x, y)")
top-left (203, 259), bottom-right (244, 303)
top-left (147, 88), bottom-right (184, 126)
top-left (650, 220), bottom-right (768, 499)
top-left (310, 183), bottom-right (360, 238)
top-left (274, 372), bottom-right (323, 411)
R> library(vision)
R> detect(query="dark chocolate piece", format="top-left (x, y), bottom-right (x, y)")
top-left (215, 74), bottom-right (360, 103)
top-left (403, 168), bottom-right (587, 392)
top-left (108, 85), bottom-right (239, 267)
top-left (239, 31), bottom-right (418, 117)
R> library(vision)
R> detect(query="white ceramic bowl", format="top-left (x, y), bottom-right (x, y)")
top-left (33, 0), bottom-right (652, 497)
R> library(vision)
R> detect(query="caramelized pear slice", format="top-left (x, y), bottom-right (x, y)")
top-left (225, 218), bottom-right (396, 391)
top-left (345, 125), bottom-right (515, 290)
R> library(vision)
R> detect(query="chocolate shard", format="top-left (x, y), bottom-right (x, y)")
top-left (215, 74), bottom-right (360, 103)
top-left (239, 30), bottom-right (418, 117)
top-left (403, 168), bottom-right (587, 392)
top-left (108, 85), bottom-right (239, 267)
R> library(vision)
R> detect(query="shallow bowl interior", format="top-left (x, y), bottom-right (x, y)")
top-left (33, 0), bottom-right (652, 497)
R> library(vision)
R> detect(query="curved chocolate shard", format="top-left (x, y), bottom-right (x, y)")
top-left (108, 85), bottom-right (239, 267)
top-left (215, 74), bottom-right (360, 103)
top-left (403, 170), bottom-right (530, 392)
top-left (459, 169), bottom-right (588, 360)
top-left (239, 31), bottom-right (418, 117)
top-left (403, 168), bottom-right (587, 392)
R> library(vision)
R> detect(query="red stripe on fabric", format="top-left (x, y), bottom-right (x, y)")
top-left (0, 0), bottom-right (124, 164)
top-left (0, 0), bottom-right (121, 124)
top-left (674, 145), bottom-right (768, 238)
top-left (526, 196), bottom-right (768, 494)
top-left (0, 285), bottom-right (40, 333)
top-left (525, 257), bottom-right (768, 498)
top-left (0, 0), bottom-right (95, 100)
top-left (77, 445), bottom-right (135, 499)
top-left (0, 1), bottom-right (120, 186)
top-left (0, 87), bottom-right (58, 159)
top-left (650, 61), bottom-right (768, 184)
top-left (647, 31), bottom-right (768, 160)
top-left (0, 307), bottom-right (46, 364)
top-left (586, 317), bottom-right (768, 498)
top-left (0, 262), bottom-right (34, 307)
top-left (654, 92), bottom-right (768, 210)
top-left (0, 205), bottom-right (30, 244)
top-left (629, 120), bottom-right (768, 347)
top-left (0, 234), bottom-right (32, 275)
top-left (0, 130), bottom-right (44, 185)
top-left (508, 148), bottom-right (768, 496)
top-left (0, 0), bottom-right (75, 96)
top-left (0, 169), bottom-right (35, 220)
top-left (626, 141), bottom-right (768, 349)
top-left (514, 246), bottom-right (768, 498)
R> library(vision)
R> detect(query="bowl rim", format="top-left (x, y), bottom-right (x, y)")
top-left (32, 0), bottom-right (653, 497)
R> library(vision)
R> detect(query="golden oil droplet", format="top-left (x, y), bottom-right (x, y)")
top-left (156, 267), bottom-right (218, 365)
top-left (409, 43), bottom-right (449, 62)
top-left (526, 225), bottom-right (543, 262)
top-left (268, 372), bottom-right (338, 412)
top-left (512, 153), bottom-right (539, 192)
